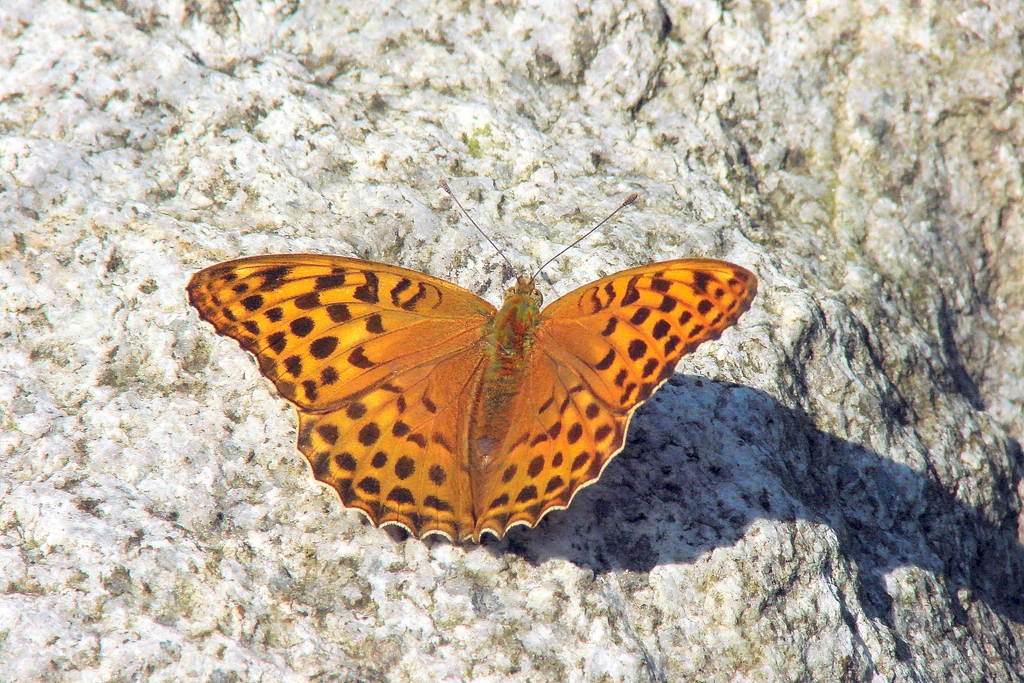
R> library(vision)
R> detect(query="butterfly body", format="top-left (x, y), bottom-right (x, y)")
top-left (474, 278), bottom-right (542, 461)
top-left (188, 254), bottom-right (756, 542)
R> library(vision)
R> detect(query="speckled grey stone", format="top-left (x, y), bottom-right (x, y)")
top-left (2, 0), bottom-right (1022, 681)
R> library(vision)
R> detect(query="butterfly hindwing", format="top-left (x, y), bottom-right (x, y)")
top-left (297, 345), bottom-right (487, 539)
top-left (472, 351), bottom-right (629, 539)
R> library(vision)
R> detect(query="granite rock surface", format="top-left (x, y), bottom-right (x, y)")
top-left (1, 0), bottom-right (1022, 681)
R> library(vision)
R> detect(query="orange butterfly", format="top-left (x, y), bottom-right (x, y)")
top-left (187, 201), bottom-right (757, 542)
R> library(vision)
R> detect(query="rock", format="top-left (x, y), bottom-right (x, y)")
top-left (1, 0), bottom-right (1021, 680)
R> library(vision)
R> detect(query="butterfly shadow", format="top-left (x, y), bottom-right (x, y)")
top-left (489, 375), bottom-right (1024, 627)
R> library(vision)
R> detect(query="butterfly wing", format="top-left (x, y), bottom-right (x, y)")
top-left (188, 254), bottom-right (496, 540)
top-left (473, 258), bottom-right (757, 538)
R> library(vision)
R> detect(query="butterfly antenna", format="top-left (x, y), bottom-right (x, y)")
top-left (530, 192), bottom-right (638, 282)
top-left (440, 179), bottom-right (516, 272)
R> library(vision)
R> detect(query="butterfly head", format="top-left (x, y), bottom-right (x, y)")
top-left (506, 276), bottom-right (543, 309)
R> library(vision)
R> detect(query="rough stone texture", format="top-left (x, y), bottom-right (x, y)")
top-left (1, 0), bottom-right (1022, 681)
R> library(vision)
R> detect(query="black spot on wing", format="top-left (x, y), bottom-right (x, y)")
top-left (429, 465), bottom-right (447, 486)
top-left (327, 303), bottom-right (351, 322)
top-left (257, 267), bottom-right (291, 288)
top-left (284, 356), bottom-right (303, 377)
top-left (317, 424), bottom-right (339, 445)
top-left (358, 423), bottom-right (380, 446)
top-left (366, 313), bottom-right (385, 334)
top-left (390, 278), bottom-right (412, 305)
top-left (650, 277), bottom-right (671, 292)
top-left (395, 456), bottom-right (416, 480)
top-left (268, 332), bottom-right (287, 354)
top-left (424, 495), bottom-right (452, 511)
top-left (315, 273), bottom-right (347, 291)
top-left (691, 271), bottom-right (713, 294)
top-left (348, 347), bottom-right (375, 368)
top-left (621, 276), bottom-right (641, 306)
top-left (354, 271), bottom-right (379, 303)
top-left (527, 456), bottom-right (544, 478)
top-left (628, 339), bottom-right (647, 360)
top-left (290, 317), bottom-right (314, 337)
top-left (566, 423), bottom-right (583, 445)
top-left (294, 292), bottom-right (320, 309)
top-left (515, 486), bottom-right (538, 503)
top-left (629, 308), bottom-right (650, 325)
top-left (387, 487), bottom-right (415, 505)
top-left (241, 295), bottom-right (264, 311)
top-left (357, 477), bottom-right (380, 494)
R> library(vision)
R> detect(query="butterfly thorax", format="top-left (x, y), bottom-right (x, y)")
top-left (489, 277), bottom-right (543, 358)
top-left (471, 277), bottom-right (544, 468)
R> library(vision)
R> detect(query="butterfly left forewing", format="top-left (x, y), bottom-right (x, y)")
top-left (187, 254), bottom-right (495, 409)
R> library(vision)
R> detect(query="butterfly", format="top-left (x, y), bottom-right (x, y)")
top-left (187, 213), bottom-right (756, 542)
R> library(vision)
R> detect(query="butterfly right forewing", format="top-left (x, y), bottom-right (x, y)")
top-left (539, 258), bottom-right (757, 411)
